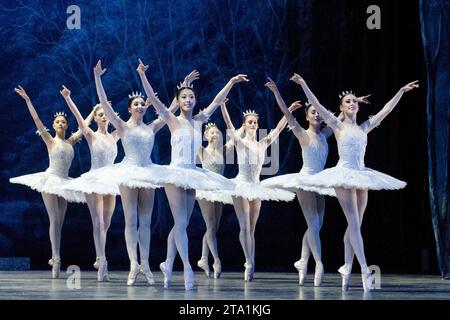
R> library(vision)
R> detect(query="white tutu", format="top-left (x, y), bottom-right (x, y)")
top-left (134, 164), bottom-right (236, 191)
top-left (81, 162), bottom-right (163, 190)
top-left (10, 171), bottom-right (85, 203)
top-left (196, 190), bottom-right (233, 204)
top-left (298, 165), bottom-right (406, 191)
top-left (62, 169), bottom-right (120, 195)
top-left (261, 172), bottom-right (336, 197)
top-left (197, 177), bottom-right (296, 204)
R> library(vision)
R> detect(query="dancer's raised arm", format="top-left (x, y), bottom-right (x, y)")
top-left (151, 70), bottom-right (200, 133)
top-left (137, 59), bottom-right (178, 129)
top-left (93, 60), bottom-right (126, 132)
top-left (14, 86), bottom-right (53, 146)
top-left (265, 77), bottom-right (307, 142)
top-left (60, 85), bottom-right (97, 145)
top-left (360, 80), bottom-right (419, 133)
top-left (220, 99), bottom-right (236, 134)
top-left (195, 74), bottom-right (249, 123)
top-left (261, 101), bottom-right (301, 147)
top-left (290, 73), bottom-right (343, 131)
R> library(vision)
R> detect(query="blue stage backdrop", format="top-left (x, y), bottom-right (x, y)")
top-left (0, 0), bottom-right (438, 273)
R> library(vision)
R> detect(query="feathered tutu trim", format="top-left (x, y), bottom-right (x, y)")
top-left (261, 172), bottom-right (336, 197)
top-left (297, 165), bottom-right (406, 190)
top-left (196, 190), bottom-right (233, 204)
top-left (10, 172), bottom-right (85, 203)
top-left (62, 169), bottom-right (120, 196)
top-left (197, 178), bottom-right (296, 204)
top-left (133, 165), bottom-right (236, 191)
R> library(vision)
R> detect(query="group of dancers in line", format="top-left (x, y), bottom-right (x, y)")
top-left (10, 58), bottom-right (419, 292)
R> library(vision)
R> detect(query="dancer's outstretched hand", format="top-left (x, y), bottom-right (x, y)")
top-left (14, 85), bottom-right (30, 101)
top-left (184, 70), bottom-right (200, 85)
top-left (230, 74), bottom-right (249, 83)
top-left (137, 59), bottom-right (149, 74)
top-left (288, 101), bottom-right (302, 112)
top-left (401, 80), bottom-right (419, 92)
top-left (264, 77), bottom-right (278, 93)
top-left (290, 73), bottom-right (305, 85)
top-left (94, 60), bottom-right (107, 77)
top-left (60, 85), bottom-right (71, 98)
top-left (357, 94), bottom-right (371, 104)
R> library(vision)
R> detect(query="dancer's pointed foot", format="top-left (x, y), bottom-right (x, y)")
top-left (314, 261), bottom-right (324, 287)
top-left (197, 257), bottom-right (210, 278)
top-left (159, 261), bottom-right (172, 288)
top-left (49, 257), bottom-right (61, 279)
top-left (338, 264), bottom-right (351, 292)
top-left (140, 262), bottom-right (155, 285)
top-left (184, 268), bottom-right (195, 290)
top-left (294, 258), bottom-right (307, 286)
top-left (244, 262), bottom-right (253, 282)
top-left (213, 260), bottom-right (222, 279)
top-left (361, 267), bottom-right (375, 292)
top-left (97, 257), bottom-right (109, 282)
top-left (127, 261), bottom-right (140, 286)
top-left (93, 257), bottom-right (100, 270)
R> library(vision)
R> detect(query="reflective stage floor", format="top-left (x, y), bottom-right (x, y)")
top-left (0, 271), bottom-right (448, 300)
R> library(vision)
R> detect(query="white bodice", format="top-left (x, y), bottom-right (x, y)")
top-left (121, 125), bottom-right (154, 166)
top-left (89, 133), bottom-right (117, 170)
top-left (201, 148), bottom-right (224, 175)
top-left (299, 131), bottom-right (328, 175)
top-left (336, 126), bottom-right (367, 170)
top-left (235, 140), bottom-right (265, 183)
top-left (46, 138), bottom-right (74, 178)
top-left (170, 120), bottom-right (203, 168)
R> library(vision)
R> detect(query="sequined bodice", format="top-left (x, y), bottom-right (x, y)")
top-left (201, 149), bottom-right (224, 175)
top-left (336, 126), bottom-right (367, 170)
top-left (46, 138), bottom-right (74, 177)
top-left (121, 125), bottom-right (154, 166)
top-left (235, 141), bottom-right (265, 183)
top-left (89, 133), bottom-right (117, 170)
top-left (299, 132), bottom-right (328, 175)
top-left (170, 121), bottom-right (202, 168)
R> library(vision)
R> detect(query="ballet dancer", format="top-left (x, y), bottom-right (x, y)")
top-left (10, 86), bottom-right (92, 278)
top-left (136, 58), bottom-right (246, 290)
top-left (195, 114), bottom-right (242, 279)
top-left (60, 86), bottom-right (120, 281)
top-left (263, 78), bottom-right (370, 286)
top-left (215, 98), bottom-right (297, 282)
top-left (290, 72), bottom-right (418, 291)
top-left (92, 60), bottom-right (199, 285)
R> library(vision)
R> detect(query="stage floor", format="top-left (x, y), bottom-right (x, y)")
top-left (0, 271), bottom-right (448, 300)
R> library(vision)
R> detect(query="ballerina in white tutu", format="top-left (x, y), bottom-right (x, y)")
top-left (92, 60), bottom-right (199, 286)
top-left (263, 78), bottom-right (370, 286)
top-left (10, 86), bottom-right (93, 278)
top-left (195, 118), bottom-right (240, 279)
top-left (136, 59), bottom-right (247, 289)
top-left (60, 86), bottom-right (119, 281)
top-left (290, 73), bottom-right (419, 291)
top-left (215, 99), bottom-right (297, 282)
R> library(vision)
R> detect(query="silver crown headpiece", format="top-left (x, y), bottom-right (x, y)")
top-left (305, 100), bottom-right (312, 107)
top-left (204, 122), bottom-right (218, 131)
top-left (242, 109), bottom-right (259, 117)
top-left (128, 91), bottom-right (144, 99)
top-left (54, 111), bottom-right (67, 118)
top-left (338, 90), bottom-right (355, 99)
top-left (176, 82), bottom-right (194, 90)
